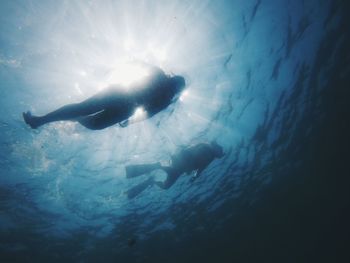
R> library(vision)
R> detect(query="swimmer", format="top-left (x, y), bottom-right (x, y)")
top-left (125, 141), bottom-right (224, 199)
top-left (22, 65), bottom-right (185, 130)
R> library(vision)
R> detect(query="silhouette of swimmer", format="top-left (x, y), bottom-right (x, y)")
top-left (22, 65), bottom-right (185, 130)
top-left (125, 142), bottom-right (224, 199)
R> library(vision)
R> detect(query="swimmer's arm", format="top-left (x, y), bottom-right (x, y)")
top-left (119, 111), bottom-right (159, 127)
top-left (119, 119), bottom-right (129, 127)
top-left (119, 101), bottom-right (169, 128)
top-left (119, 106), bottom-right (152, 127)
top-left (119, 114), bottom-right (148, 127)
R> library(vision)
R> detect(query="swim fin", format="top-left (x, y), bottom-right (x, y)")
top-left (125, 163), bottom-right (161, 178)
top-left (126, 177), bottom-right (154, 199)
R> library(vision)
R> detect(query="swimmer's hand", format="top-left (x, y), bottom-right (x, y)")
top-left (190, 172), bottom-right (198, 182)
top-left (119, 120), bottom-right (129, 128)
top-left (190, 169), bottom-right (203, 182)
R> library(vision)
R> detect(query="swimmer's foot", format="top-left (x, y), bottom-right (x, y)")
top-left (22, 111), bottom-right (40, 129)
top-left (126, 176), bottom-right (155, 199)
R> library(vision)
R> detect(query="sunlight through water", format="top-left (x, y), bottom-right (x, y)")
top-left (1, 0), bottom-right (346, 261)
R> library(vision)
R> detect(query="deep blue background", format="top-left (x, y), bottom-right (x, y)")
top-left (1, 0), bottom-right (349, 262)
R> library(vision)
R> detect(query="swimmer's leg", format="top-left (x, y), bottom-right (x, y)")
top-left (154, 166), bottom-right (181, 190)
top-left (126, 166), bottom-right (182, 198)
top-left (23, 88), bottom-right (121, 129)
top-left (23, 104), bottom-right (101, 129)
top-left (126, 177), bottom-right (155, 199)
top-left (125, 163), bottom-right (162, 178)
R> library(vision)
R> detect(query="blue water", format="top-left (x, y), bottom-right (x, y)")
top-left (1, 0), bottom-right (349, 262)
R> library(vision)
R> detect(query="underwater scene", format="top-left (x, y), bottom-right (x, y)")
top-left (1, 0), bottom-right (349, 262)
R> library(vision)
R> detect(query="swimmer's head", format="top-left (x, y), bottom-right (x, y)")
top-left (170, 75), bottom-right (185, 94)
top-left (211, 141), bottom-right (224, 158)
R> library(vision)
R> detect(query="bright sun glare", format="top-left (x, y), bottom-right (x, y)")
top-left (102, 35), bottom-right (170, 89)
top-left (106, 63), bottom-right (150, 87)
top-left (129, 106), bottom-right (148, 123)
